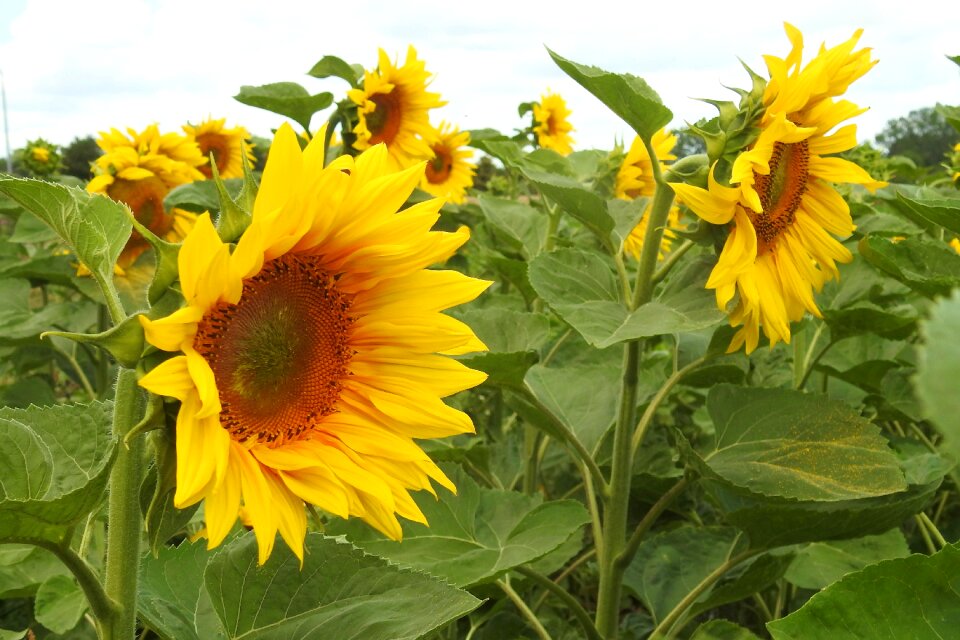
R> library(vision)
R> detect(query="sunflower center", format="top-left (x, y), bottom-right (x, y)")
top-left (193, 253), bottom-right (354, 446)
top-left (367, 92), bottom-right (403, 145)
top-left (195, 133), bottom-right (227, 178)
top-left (751, 140), bottom-right (809, 247)
top-left (425, 145), bottom-right (453, 184)
top-left (107, 176), bottom-right (176, 261)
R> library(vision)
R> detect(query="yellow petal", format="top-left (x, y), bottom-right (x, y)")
top-left (253, 123), bottom-right (303, 222)
top-left (203, 448), bottom-right (242, 548)
top-left (184, 346), bottom-right (221, 419)
top-left (138, 355), bottom-right (193, 401)
top-left (138, 307), bottom-right (202, 352)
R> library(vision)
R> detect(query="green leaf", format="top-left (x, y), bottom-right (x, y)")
top-left (701, 385), bottom-right (907, 502)
top-left (42, 313), bottom-right (145, 369)
top-left (33, 575), bottom-right (87, 635)
top-left (9, 211), bottom-right (58, 243)
top-left (0, 177), bottom-right (132, 290)
top-left (457, 309), bottom-right (550, 388)
top-left (547, 49), bottom-right (672, 140)
top-left (784, 529), bottom-right (910, 590)
top-left (205, 533), bottom-right (481, 640)
top-left (916, 290), bottom-right (960, 452)
top-left (691, 620), bottom-right (762, 640)
top-left (0, 545), bottom-right (70, 598)
top-left (139, 540), bottom-right (224, 640)
top-left (528, 249), bottom-right (724, 348)
top-left (141, 429), bottom-right (201, 556)
top-left (768, 544), bottom-right (960, 640)
top-left (306, 55), bottom-right (361, 85)
top-left (822, 302), bottom-right (917, 340)
top-left (164, 179), bottom-right (244, 215)
top-left (234, 83), bottom-right (333, 132)
top-left (859, 235), bottom-right (960, 298)
top-left (326, 468), bottom-right (589, 587)
top-left (894, 192), bottom-right (960, 235)
top-left (477, 194), bottom-right (549, 259)
top-left (517, 168), bottom-right (613, 243)
top-left (0, 402), bottom-right (116, 543)
top-left (523, 362), bottom-right (621, 454)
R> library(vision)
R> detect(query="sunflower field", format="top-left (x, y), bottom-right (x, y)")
top-left (2, 23), bottom-right (960, 640)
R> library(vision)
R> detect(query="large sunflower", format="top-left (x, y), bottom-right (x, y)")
top-left (615, 130), bottom-right (681, 259)
top-left (348, 46), bottom-right (445, 172)
top-left (88, 125), bottom-right (207, 269)
top-left (183, 118), bottom-right (256, 179)
top-left (533, 92), bottom-right (575, 156)
top-left (137, 123), bottom-right (490, 563)
top-left (671, 24), bottom-right (885, 353)
top-left (420, 121), bottom-right (475, 204)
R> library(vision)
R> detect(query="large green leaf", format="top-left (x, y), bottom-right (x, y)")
top-left (457, 308), bottom-right (550, 388)
top-left (691, 620), bottom-right (762, 640)
top-left (164, 178), bottom-right (244, 215)
top-left (0, 402), bottom-right (115, 543)
top-left (0, 545), bottom-right (70, 599)
top-left (784, 529), bottom-right (910, 590)
top-left (528, 249), bottom-right (722, 348)
top-left (477, 194), bottom-right (549, 259)
top-left (306, 55), bottom-right (362, 85)
top-left (234, 83), bottom-right (333, 132)
top-left (34, 574), bottom-right (87, 635)
top-left (859, 235), bottom-right (960, 298)
top-left (894, 192), bottom-right (960, 235)
top-left (518, 168), bottom-right (613, 242)
top-left (547, 49), bottom-right (672, 140)
top-left (822, 302), bottom-right (917, 340)
top-left (327, 469), bottom-right (589, 587)
top-left (768, 544), bottom-right (960, 640)
top-left (701, 386), bottom-right (907, 502)
top-left (0, 177), bottom-right (131, 289)
top-left (139, 540), bottom-right (224, 640)
top-left (205, 533), bottom-right (481, 640)
top-left (916, 290), bottom-right (960, 453)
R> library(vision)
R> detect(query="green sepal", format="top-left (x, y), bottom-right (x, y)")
top-left (41, 313), bottom-right (145, 369)
top-left (119, 203), bottom-right (181, 306)
top-left (211, 152), bottom-right (257, 243)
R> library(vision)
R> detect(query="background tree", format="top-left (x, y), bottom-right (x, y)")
top-left (61, 135), bottom-right (101, 179)
top-left (874, 106), bottom-right (959, 167)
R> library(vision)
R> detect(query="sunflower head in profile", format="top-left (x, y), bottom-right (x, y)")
top-left (615, 130), bottom-right (682, 259)
top-left (88, 125), bottom-right (207, 270)
top-left (348, 46), bottom-right (445, 172)
top-left (672, 23), bottom-right (886, 354)
top-left (183, 118), bottom-right (256, 179)
top-left (419, 122), bottom-right (476, 205)
top-left (533, 91), bottom-right (575, 156)
top-left (137, 122), bottom-right (490, 564)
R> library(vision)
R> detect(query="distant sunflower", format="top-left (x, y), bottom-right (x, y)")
top-left (138, 123), bottom-right (489, 564)
top-left (420, 122), bottom-right (475, 204)
top-left (20, 138), bottom-right (61, 176)
top-left (533, 92), bottom-right (574, 155)
top-left (88, 125), bottom-right (206, 269)
top-left (348, 46), bottom-right (445, 171)
top-left (672, 24), bottom-right (886, 353)
top-left (615, 130), bottom-right (681, 259)
top-left (183, 118), bottom-right (256, 179)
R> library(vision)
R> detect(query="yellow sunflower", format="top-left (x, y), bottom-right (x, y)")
top-left (183, 118), bottom-right (256, 179)
top-left (420, 122), bottom-right (476, 204)
top-left (88, 125), bottom-right (206, 269)
top-left (533, 92), bottom-right (575, 156)
top-left (615, 130), bottom-right (681, 259)
top-left (137, 123), bottom-right (490, 564)
top-left (348, 46), bottom-right (445, 172)
top-left (671, 24), bottom-right (886, 354)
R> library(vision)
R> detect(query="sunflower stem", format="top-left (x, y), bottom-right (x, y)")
top-left (103, 368), bottom-right (146, 640)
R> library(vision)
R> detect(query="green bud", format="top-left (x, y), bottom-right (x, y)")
top-left (213, 152), bottom-right (257, 244)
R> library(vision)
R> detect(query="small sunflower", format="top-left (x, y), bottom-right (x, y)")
top-left (533, 92), bottom-right (575, 156)
top-left (20, 138), bottom-right (61, 177)
top-left (183, 118), bottom-right (256, 179)
top-left (420, 122), bottom-right (475, 204)
top-left (615, 130), bottom-right (681, 259)
top-left (671, 24), bottom-right (886, 353)
top-left (138, 123), bottom-right (490, 564)
top-left (88, 125), bottom-right (206, 269)
top-left (348, 46), bottom-right (445, 172)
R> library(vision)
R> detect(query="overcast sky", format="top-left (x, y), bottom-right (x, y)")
top-left (1, 0), bottom-right (957, 157)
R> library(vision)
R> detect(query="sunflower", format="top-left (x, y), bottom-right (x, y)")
top-left (88, 125), bottom-right (206, 269)
top-left (137, 123), bottom-right (490, 564)
top-left (183, 118), bottom-right (256, 179)
top-left (615, 130), bottom-right (681, 259)
top-left (419, 122), bottom-right (475, 204)
top-left (348, 46), bottom-right (445, 172)
top-left (671, 24), bottom-right (886, 353)
top-left (20, 138), bottom-right (61, 176)
top-left (533, 92), bottom-right (575, 156)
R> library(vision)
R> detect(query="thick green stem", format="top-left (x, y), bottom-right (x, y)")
top-left (650, 548), bottom-right (761, 639)
top-left (594, 340), bottom-right (640, 639)
top-left (630, 138), bottom-right (677, 311)
top-left (516, 566), bottom-right (602, 640)
top-left (103, 369), bottom-right (145, 640)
